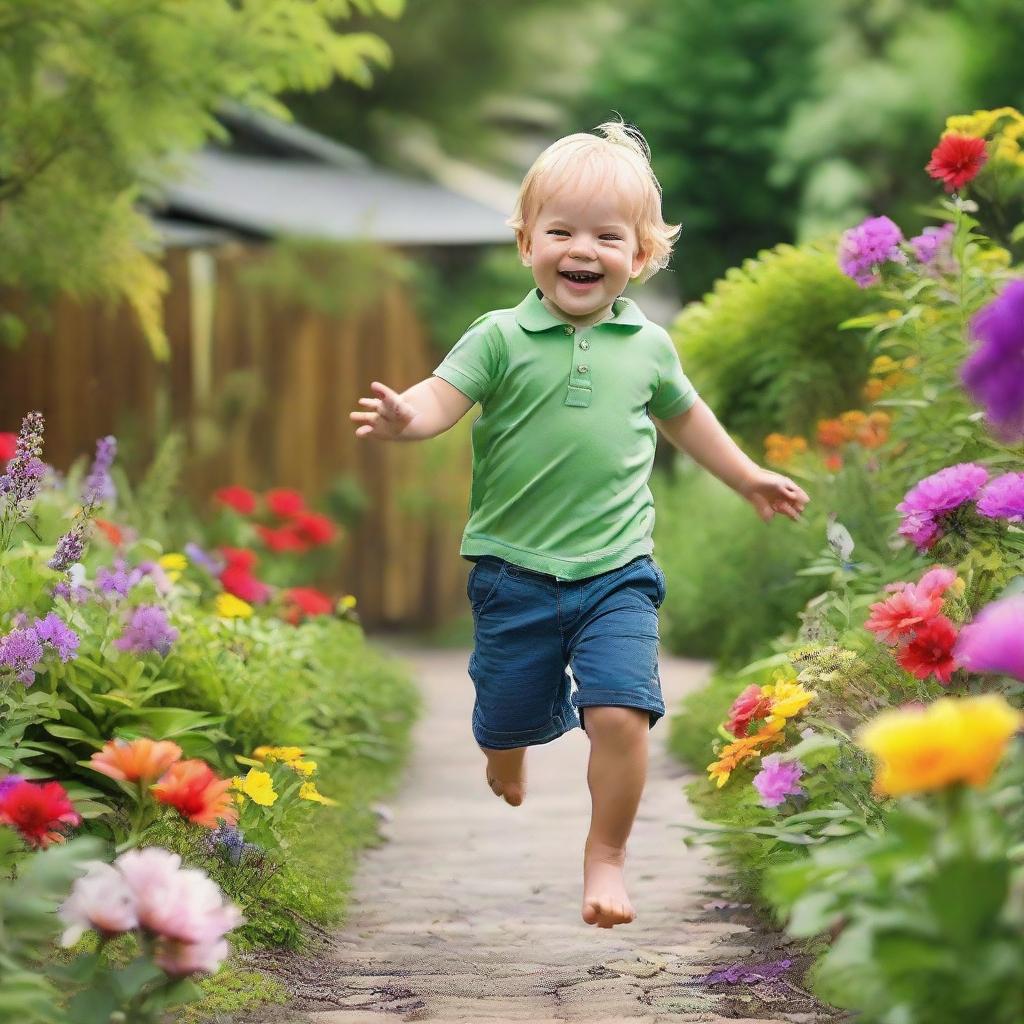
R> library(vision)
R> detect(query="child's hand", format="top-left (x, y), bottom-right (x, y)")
top-left (739, 468), bottom-right (810, 523)
top-left (350, 382), bottom-right (416, 439)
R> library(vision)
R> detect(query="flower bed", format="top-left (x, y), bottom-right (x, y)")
top-left (0, 425), bottom-right (418, 1021)
top-left (671, 107), bottom-right (1024, 1023)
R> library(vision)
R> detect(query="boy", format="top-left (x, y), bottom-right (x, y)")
top-left (350, 121), bottom-right (810, 929)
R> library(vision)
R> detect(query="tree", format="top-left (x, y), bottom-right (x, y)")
top-left (0, 0), bottom-right (404, 358)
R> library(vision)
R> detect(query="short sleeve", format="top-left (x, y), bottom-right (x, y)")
top-left (432, 314), bottom-right (505, 405)
top-left (649, 331), bottom-right (698, 419)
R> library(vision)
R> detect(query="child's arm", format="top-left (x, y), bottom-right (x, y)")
top-left (350, 378), bottom-right (474, 441)
top-left (652, 399), bottom-right (810, 522)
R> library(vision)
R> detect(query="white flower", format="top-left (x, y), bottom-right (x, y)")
top-left (59, 861), bottom-right (138, 947)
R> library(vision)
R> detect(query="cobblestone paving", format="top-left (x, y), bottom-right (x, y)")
top-left (247, 644), bottom-right (837, 1024)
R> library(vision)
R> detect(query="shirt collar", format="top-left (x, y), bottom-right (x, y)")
top-left (514, 287), bottom-right (646, 333)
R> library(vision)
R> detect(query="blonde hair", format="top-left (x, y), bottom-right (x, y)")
top-left (507, 118), bottom-right (680, 284)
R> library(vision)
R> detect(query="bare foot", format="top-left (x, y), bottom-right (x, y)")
top-left (479, 745), bottom-right (526, 806)
top-left (582, 838), bottom-right (635, 928)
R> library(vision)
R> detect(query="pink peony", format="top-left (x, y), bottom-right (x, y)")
top-left (896, 463), bottom-right (989, 551)
top-left (59, 861), bottom-right (138, 946)
top-left (155, 937), bottom-right (230, 976)
top-left (953, 593), bottom-right (1024, 681)
top-left (976, 472), bottom-right (1024, 522)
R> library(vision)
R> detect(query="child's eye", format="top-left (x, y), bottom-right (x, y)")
top-left (547, 229), bottom-right (570, 236)
top-left (600, 234), bottom-right (623, 241)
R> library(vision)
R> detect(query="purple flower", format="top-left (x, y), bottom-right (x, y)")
top-left (909, 222), bottom-right (956, 270)
top-left (752, 755), bottom-right (804, 808)
top-left (838, 215), bottom-right (908, 287)
top-left (95, 560), bottom-right (143, 598)
top-left (114, 605), bottom-right (179, 656)
top-left (961, 280), bottom-right (1024, 444)
top-left (895, 462), bottom-right (990, 551)
top-left (0, 411), bottom-right (46, 523)
top-left (49, 522), bottom-right (87, 572)
top-left (33, 612), bottom-right (80, 663)
top-left (976, 472), bottom-right (1024, 521)
top-left (0, 626), bottom-right (44, 685)
top-left (184, 542), bottom-right (224, 576)
top-left (953, 593), bottom-right (1024, 681)
top-left (0, 774), bottom-right (24, 800)
top-left (205, 824), bottom-right (247, 866)
top-left (82, 436), bottom-right (117, 506)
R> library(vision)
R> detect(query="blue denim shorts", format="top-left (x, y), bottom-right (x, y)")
top-left (466, 554), bottom-right (667, 750)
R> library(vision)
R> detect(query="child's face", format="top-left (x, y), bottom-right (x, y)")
top-left (518, 179), bottom-right (647, 323)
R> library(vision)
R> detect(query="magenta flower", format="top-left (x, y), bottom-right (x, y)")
top-left (0, 626), bottom-right (44, 685)
top-left (752, 755), bottom-right (805, 808)
top-left (33, 612), bottom-right (80, 663)
top-left (838, 216), bottom-right (908, 287)
top-left (896, 462), bottom-right (990, 551)
top-left (114, 605), bottom-right (179, 656)
top-left (95, 559), bottom-right (143, 597)
top-left (961, 280), bottom-right (1024, 444)
top-left (976, 472), bottom-right (1024, 522)
top-left (909, 222), bottom-right (955, 270)
top-left (953, 593), bottom-right (1024, 681)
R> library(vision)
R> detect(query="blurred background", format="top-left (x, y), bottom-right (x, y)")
top-left (2, 0), bottom-right (1023, 631)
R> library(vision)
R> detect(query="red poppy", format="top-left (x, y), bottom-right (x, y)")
top-left (94, 518), bottom-right (124, 547)
top-left (725, 685), bottom-right (773, 738)
top-left (895, 615), bottom-right (959, 685)
top-left (265, 488), bottom-right (306, 519)
top-left (213, 485), bottom-right (257, 516)
top-left (219, 564), bottom-right (271, 604)
top-left (219, 546), bottom-right (258, 572)
top-left (0, 780), bottom-right (82, 848)
top-left (925, 133), bottom-right (988, 193)
top-left (293, 512), bottom-right (337, 546)
top-left (255, 523), bottom-right (310, 554)
top-left (151, 760), bottom-right (237, 828)
top-left (284, 587), bottom-right (334, 624)
top-left (0, 432), bottom-right (15, 463)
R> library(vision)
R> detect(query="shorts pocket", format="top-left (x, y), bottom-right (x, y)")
top-left (645, 556), bottom-right (667, 607)
top-left (468, 560), bottom-right (506, 616)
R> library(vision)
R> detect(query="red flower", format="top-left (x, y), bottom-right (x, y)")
top-left (284, 587), bottom-right (334, 625)
top-left (0, 432), bottom-right (15, 463)
top-left (265, 489), bottom-right (306, 519)
top-left (865, 589), bottom-right (944, 645)
top-left (895, 615), bottom-right (959, 685)
top-left (94, 518), bottom-right (124, 547)
top-left (213, 485), bottom-right (257, 516)
top-left (255, 523), bottom-right (310, 554)
top-left (219, 564), bottom-right (271, 604)
top-left (0, 780), bottom-right (81, 848)
top-left (823, 453), bottom-right (843, 472)
top-left (293, 512), bottom-right (337, 546)
top-left (151, 760), bottom-right (237, 828)
top-left (725, 685), bottom-right (773, 738)
top-left (219, 547), bottom-right (258, 572)
top-left (926, 133), bottom-right (988, 193)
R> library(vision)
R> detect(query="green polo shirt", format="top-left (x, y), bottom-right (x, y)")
top-left (433, 287), bottom-right (698, 580)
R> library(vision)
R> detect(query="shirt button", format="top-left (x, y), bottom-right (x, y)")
top-left (564, 325), bottom-right (575, 335)
top-left (579, 340), bottom-right (590, 350)
top-left (577, 364), bottom-right (588, 373)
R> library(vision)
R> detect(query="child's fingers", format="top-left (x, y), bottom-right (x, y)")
top-left (349, 411), bottom-right (377, 425)
top-left (358, 397), bottom-right (381, 409)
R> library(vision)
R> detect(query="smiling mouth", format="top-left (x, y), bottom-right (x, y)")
top-left (560, 270), bottom-right (603, 283)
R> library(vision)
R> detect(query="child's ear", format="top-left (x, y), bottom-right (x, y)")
top-left (630, 246), bottom-right (649, 279)
top-left (516, 230), bottom-right (532, 267)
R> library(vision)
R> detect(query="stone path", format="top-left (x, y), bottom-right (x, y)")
top-left (248, 644), bottom-right (836, 1024)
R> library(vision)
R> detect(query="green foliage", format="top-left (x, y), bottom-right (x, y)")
top-left (651, 463), bottom-right (825, 667)
top-left (0, 0), bottom-right (404, 357)
top-left (669, 238), bottom-right (872, 449)
top-left (765, 752), bottom-right (1024, 1024)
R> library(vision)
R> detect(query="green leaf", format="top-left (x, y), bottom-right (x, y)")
top-left (111, 956), bottom-right (164, 1000)
top-left (42, 724), bottom-right (105, 749)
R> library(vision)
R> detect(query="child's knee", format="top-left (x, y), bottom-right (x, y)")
top-left (583, 705), bottom-right (649, 742)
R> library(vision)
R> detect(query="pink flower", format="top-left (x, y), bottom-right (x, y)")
top-left (865, 588), bottom-right (944, 645)
top-left (155, 937), bottom-right (230, 976)
top-left (59, 861), bottom-right (138, 946)
top-left (953, 593), bottom-right (1024, 681)
top-left (752, 755), bottom-right (805, 808)
top-left (914, 565), bottom-right (958, 600)
top-left (976, 472), bottom-right (1024, 522)
top-left (725, 684), bottom-right (773, 737)
top-left (896, 463), bottom-right (990, 551)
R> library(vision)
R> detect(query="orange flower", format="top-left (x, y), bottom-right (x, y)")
top-left (764, 433), bottom-right (808, 467)
top-left (94, 518), bottom-right (124, 547)
top-left (862, 378), bottom-right (886, 403)
top-left (151, 760), bottom-right (238, 828)
top-left (816, 418), bottom-right (848, 448)
top-left (839, 410), bottom-right (867, 432)
top-left (706, 727), bottom-right (784, 788)
top-left (857, 411), bottom-right (892, 449)
top-left (90, 738), bottom-right (182, 783)
top-left (824, 452), bottom-right (844, 472)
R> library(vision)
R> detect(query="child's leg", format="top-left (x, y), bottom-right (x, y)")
top-left (581, 705), bottom-right (649, 927)
top-left (479, 744), bottom-right (527, 806)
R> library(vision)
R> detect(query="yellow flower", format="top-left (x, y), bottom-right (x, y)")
top-left (159, 553), bottom-right (188, 572)
top-left (253, 745), bottom-right (305, 764)
top-left (291, 759), bottom-right (317, 777)
top-left (234, 768), bottom-right (278, 807)
top-left (299, 781), bottom-right (338, 806)
top-left (869, 355), bottom-right (898, 375)
top-left (216, 594), bottom-right (253, 619)
top-left (761, 675), bottom-right (815, 726)
top-left (858, 695), bottom-right (1023, 797)
top-left (338, 595), bottom-right (357, 612)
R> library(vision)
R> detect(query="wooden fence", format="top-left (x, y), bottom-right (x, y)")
top-left (0, 243), bottom-right (473, 628)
